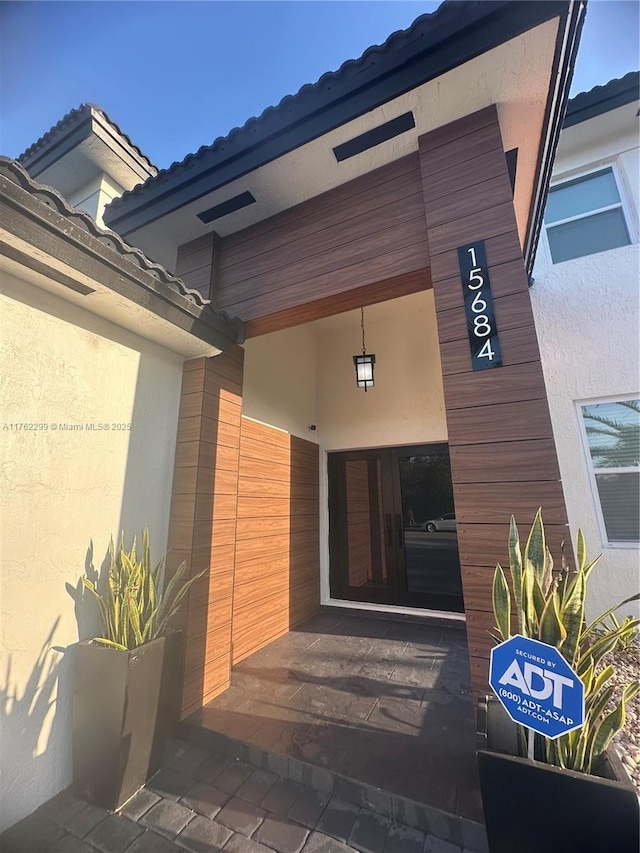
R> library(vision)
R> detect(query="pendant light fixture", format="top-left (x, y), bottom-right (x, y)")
top-left (353, 307), bottom-right (375, 391)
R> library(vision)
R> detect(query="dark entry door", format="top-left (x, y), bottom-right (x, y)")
top-left (328, 444), bottom-right (464, 612)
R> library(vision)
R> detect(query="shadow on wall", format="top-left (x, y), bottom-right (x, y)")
top-left (0, 620), bottom-right (74, 832)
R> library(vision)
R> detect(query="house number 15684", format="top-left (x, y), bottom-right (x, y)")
top-left (457, 240), bottom-right (502, 371)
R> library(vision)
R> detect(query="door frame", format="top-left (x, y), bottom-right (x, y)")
top-left (327, 442), bottom-right (464, 612)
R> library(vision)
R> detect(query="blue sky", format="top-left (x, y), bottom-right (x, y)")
top-left (1, 1), bottom-right (638, 171)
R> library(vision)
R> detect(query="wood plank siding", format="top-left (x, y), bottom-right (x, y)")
top-left (173, 155), bottom-right (431, 335)
top-left (232, 419), bottom-right (320, 663)
top-left (418, 106), bottom-right (570, 699)
top-left (165, 348), bottom-right (244, 718)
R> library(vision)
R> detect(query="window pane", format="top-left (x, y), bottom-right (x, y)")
top-left (582, 401), bottom-right (640, 468)
top-left (547, 208), bottom-right (630, 263)
top-left (594, 472), bottom-right (640, 542)
top-left (545, 169), bottom-right (620, 223)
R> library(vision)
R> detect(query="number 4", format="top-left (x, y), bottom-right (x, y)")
top-left (477, 339), bottom-right (495, 361)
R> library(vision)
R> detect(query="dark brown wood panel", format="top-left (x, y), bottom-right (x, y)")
top-left (436, 291), bottom-right (535, 344)
top-left (175, 233), bottom-right (214, 299)
top-left (453, 480), bottom-right (568, 526)
top-left (440, 323), bottom-right (541, 376)
top-left (443, 362), bottom-right (546, 410)
top-left (446, 398), bottom-right (555, 446)
top-left (245, 268), bottom-right (431, 338)
top-left (165, 347), bottom-right (244, 718)
top-left (231, 419), bottom-right (320, 665)
top-left (214, 153), bottom-right (429, 324)
top-left (419, 105), bottom-right (570, 698)
top-left (450, 439), bottom-right (561, 483)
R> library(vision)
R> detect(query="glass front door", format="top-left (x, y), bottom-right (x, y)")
top-left (328, 444), bottom-right (464, 612)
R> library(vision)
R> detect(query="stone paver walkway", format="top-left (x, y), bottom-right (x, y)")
top-left (1, 738), bottom-right (486, 853)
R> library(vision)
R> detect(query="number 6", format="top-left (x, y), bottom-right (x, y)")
top-left (471, 292), bottom-right (487, 313)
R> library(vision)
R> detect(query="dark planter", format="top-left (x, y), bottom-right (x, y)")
top-left (73, 632), bottom-right (182, 810)
top-left (477, 697), bottom-right (640, 853)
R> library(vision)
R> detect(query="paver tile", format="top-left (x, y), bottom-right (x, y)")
top-left (215, 760), bottom-right (255, 795)
top-left (383, 823), bottom-right (425, 853)
top-left (65, 803), bottom-right (109, 838)
top-left (261, 777), bottom-right (305, 816)
top-left (127, 828), bottom-right (183, 852)
top-left (302, 830), bottom-right (359, 851)
top-left (148, 768), bottom-right (195, 800)
top-left (216, 796), bottom-right (266, 835)
top-left (236, 769), bottom-right (279, 805)
top-left (316, 799), bottom-right (359, 844)
top-left (174, 814), bottom-right (233, 852)
top-left (85, 813), bottom-right (145, 853)
top-left (223, 833), bottom-right (275, 853)
top-left (287, 788), bottom-right (331, 829)
top-left (254, 814), bottom-right (310, 853)
top-left (139, 798), bottom-right (194, 839)
top-left (120, 789), bottom-right (161, 821)
top-left (180, 781), bottom-right (229, 818)
top-left (347, 810), bottom-right (390, 853)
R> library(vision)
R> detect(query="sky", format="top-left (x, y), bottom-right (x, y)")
top-left (1, 1), bottom-right (638, 171)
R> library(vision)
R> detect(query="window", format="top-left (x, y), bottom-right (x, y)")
top-left (544, 167), bottom-right (631, 263)
top-left (579, 398), bottom-right (640, 544)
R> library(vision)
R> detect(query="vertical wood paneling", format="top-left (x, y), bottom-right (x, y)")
top-left (165, 346), bottom-right (243, 718)
top-left (232, 421), bottom-right (320, 664)
top-left (419, 106), bottom-right (570, 700)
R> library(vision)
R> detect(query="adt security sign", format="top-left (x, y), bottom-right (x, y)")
top-left (489, 635), bottom-right (584, 739)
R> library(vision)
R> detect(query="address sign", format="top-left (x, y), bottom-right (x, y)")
top-left (457, 240), bottom-right (502, 371)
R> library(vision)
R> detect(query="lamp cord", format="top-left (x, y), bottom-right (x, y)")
top-left (361, 307), bottom-right (366, 355)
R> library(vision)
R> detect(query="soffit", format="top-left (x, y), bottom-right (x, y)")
top-left (127, 19), bottom-right (560, 270)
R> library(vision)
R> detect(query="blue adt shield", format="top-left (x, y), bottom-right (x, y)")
top-left (489, 635), bottom-right (584, 739)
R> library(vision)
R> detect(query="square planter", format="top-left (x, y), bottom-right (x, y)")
top-left (477, 697), bottom-right (640, 853)
top-left (73, 632), bottom-right (182, 810)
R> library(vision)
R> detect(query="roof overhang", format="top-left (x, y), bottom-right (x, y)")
top-left (18, 105), bottom-right (158, 197)
top-left (0, 158), bottom-right (244, 358)
top-left (103, 1), bottom-right (586, 278)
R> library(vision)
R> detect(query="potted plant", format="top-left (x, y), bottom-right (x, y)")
top-left (477, 509), bottom-right (639, 853)
top-left (73, 528), bottom-right (205, 810)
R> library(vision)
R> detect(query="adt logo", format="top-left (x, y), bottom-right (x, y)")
top-left (489, 635), bottom-right (584, 739)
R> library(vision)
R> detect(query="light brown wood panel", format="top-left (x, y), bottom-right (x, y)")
top-left (454, 480), bottom-right (567, 526)
top-left (231, 419), bottom-right (320, 665)
top-left (166, 349), bottom-right (244, 719)
top-left (447, 398), bottom-right (554, 446)
top-left (185, 619), bottom-right (232, 672)
top-left (457, 523), bottom-right (570, 568)
top-left (444, 362), bottom-right (546, 410)
top-left (450, 439), bottom-right (561, 483)
top-left (440, 322), bottom-right (540, 376)
top-left (419, 106), bottom-right (569, 680)
top-left (245, 268), bottom-right (431, 338)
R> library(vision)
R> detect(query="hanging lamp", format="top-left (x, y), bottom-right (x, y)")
top-left (353, 307), bottom-right (375, 391)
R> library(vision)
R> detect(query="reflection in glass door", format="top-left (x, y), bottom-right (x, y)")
top-left (328, 444), bottom-right (463, 612)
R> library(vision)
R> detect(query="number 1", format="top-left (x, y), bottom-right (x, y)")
top-left (467, 246), bottom-right (477, 266)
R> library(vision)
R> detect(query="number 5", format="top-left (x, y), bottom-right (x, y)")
top-left (468, 268), bottom-right (484, 289)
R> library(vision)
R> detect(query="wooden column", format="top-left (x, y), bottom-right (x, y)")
top-left (165, 346), bottom-right (243, 718)
top-left (418, 106), bottom-right (570, 698)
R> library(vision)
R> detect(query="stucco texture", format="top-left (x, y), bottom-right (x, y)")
top-left (531, 113), bottom-right (639, 621)
top-left (0, 273), bottom-right (183, 830)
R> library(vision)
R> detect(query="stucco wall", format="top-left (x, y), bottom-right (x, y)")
top-left (531, 111), bottom-right (639, 621)
top-left (68, 174), bottom-right (126, 228)
top-left (0, 273), bottom-right (184, 831)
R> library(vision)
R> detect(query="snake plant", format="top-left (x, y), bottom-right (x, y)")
top-left (81, 527), bottom-right (206, 651)
top-left (492, 509), bottom-right (640, 775)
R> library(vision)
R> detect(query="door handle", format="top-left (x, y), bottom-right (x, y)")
top-left (395, 514), bottom-right (404, 548)
top-left (385, 513), bottom-right (393, 547)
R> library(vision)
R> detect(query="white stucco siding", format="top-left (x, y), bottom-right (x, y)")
top-left (531, 113), bottom-right (639, 621)
top-left (0, 273), bottom-right (184, 831)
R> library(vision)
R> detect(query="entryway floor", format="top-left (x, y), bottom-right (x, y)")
top-left (187, 611), bottom-right (484, 824)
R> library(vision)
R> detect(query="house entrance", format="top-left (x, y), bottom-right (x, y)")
top-left (328, 444), bottom-right (464, 612)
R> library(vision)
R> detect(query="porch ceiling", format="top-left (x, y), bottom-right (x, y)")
top-left (106, 2), bottom-right (584, 277)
